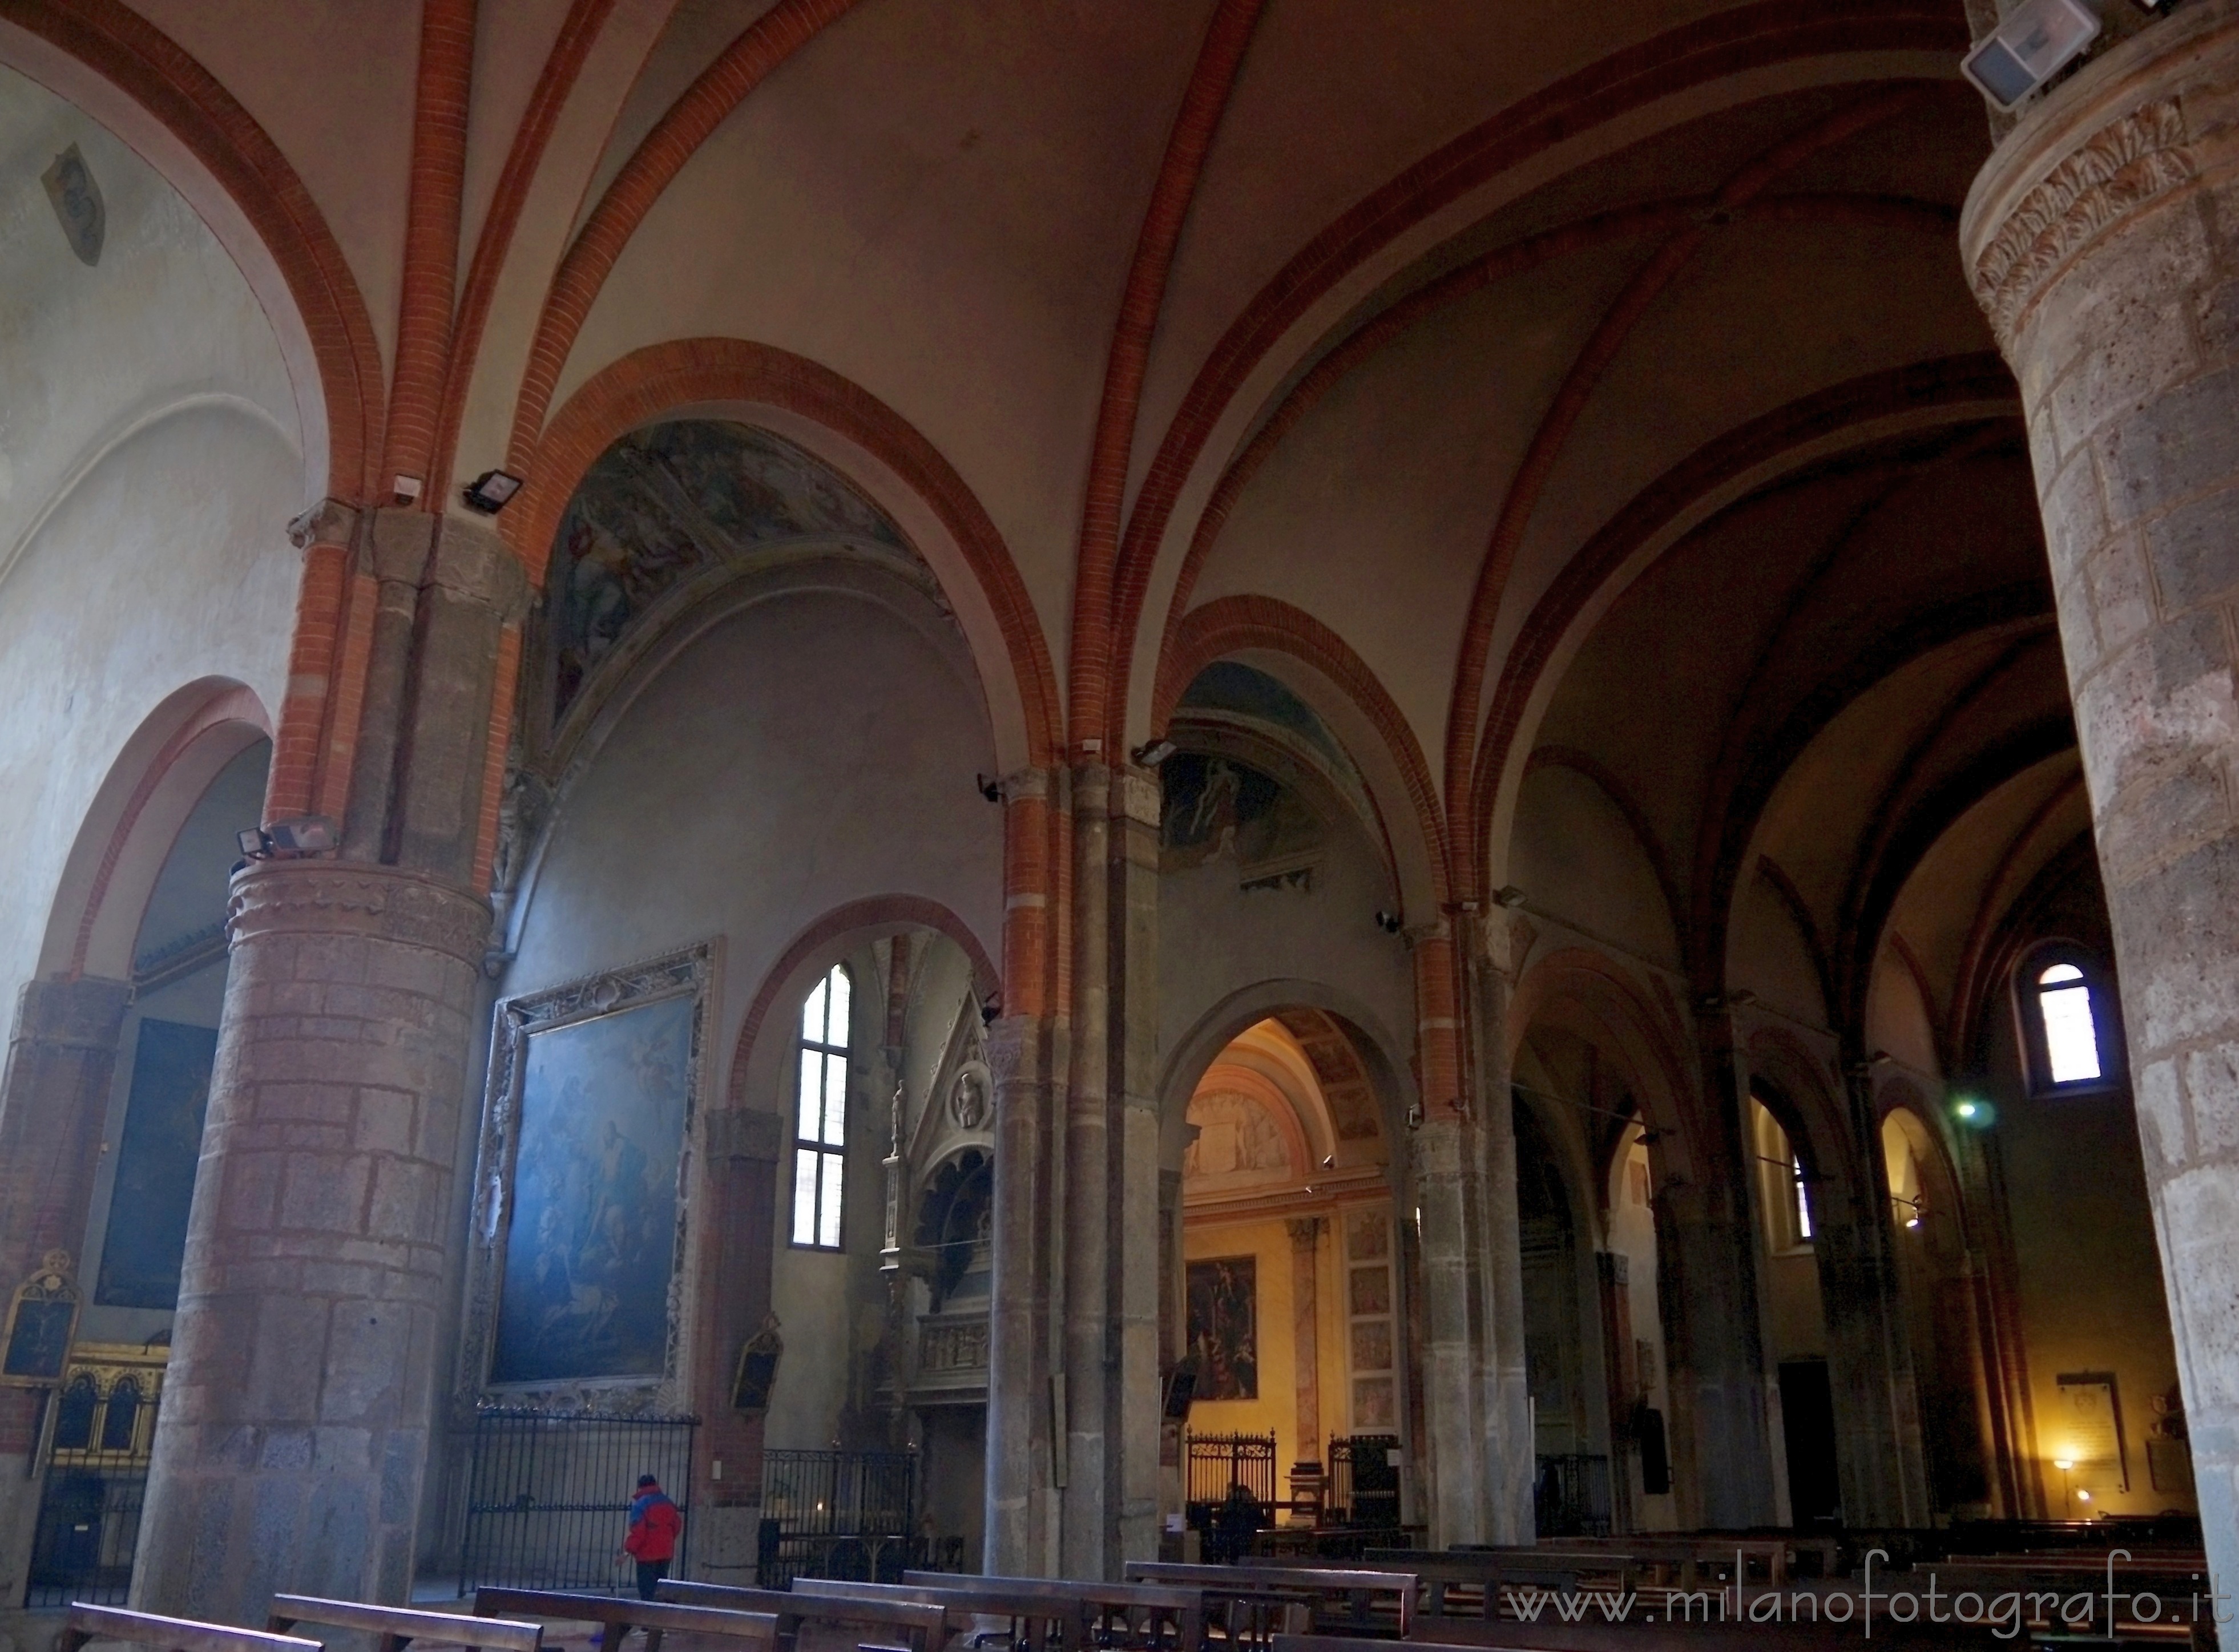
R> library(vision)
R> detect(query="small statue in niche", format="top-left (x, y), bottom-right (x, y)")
top-left (731, 1314), bottom-right (783, 1413)
top-left (950, 1068), bottom-right (989, 1130)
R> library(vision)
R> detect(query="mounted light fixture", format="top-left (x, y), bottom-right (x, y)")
top-left (1374, 909), bottom-right (1403, 934)
top-left (236, 814), bottom-right (340, 860)
top-left (975, 774), bottom-right (1002, 802)
top-left (462, 469), bottom-right (525, 514)
top-left (1960, 0), bottom-right (2101, 110)
top-left (1132, 738), bottom-right (1177, 768)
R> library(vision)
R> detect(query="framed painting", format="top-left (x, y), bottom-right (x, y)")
top-left (462, 943), bottom-right (713, 1401)
top-left (1185, 1257), bottom-right (1258, 1401)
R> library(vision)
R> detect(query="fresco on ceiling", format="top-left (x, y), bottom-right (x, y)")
top-left (1185, 1257), bottom-right (1258, 1401)
top-left (96, 1020), bottom-right (217, 1310)
top-left (1179, 661), bottom-right (1353, 775)
top-left (1159, 752), bottom-right (1324, 886)
top-left (1182, 1090), bottom-right (1296, 1187)
top-left (491, 994), bottom-right (692, 1384)
top-left (547, 421), bottom-right (906, 716)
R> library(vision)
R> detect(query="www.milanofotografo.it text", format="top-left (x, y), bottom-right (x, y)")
top-left (1499, 1550), bottom-right (2219, 1638)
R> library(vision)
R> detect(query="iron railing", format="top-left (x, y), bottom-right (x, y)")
top-left (1184, 1432), bottom-right (1276, 1509)
top-left (458, 1407), bottom-right (697, 1594)
top-left (756, 1449), bottom-right (919, 1588)
top-left (1533, 1452), bottom-right (1612, 1537)
top-left (1328, 1434), bottom-right (1400, 1526)
top-left (25, 1456), bottom-right (145, 1607)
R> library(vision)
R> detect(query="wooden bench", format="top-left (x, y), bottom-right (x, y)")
top-left (1349, 1553), bottom-right (1634, 1622)
top-left (900, 1572), bottom-right (1205, 1652)
top-left (789, 1578), bottom-right (1080, 1652)
top-left (60, 1605), bottom-right (324, 1652)
top-left (268, 1596), bottom-right (544, 1652)
top-left (473, 1587), bottom-right (777, 1652)
top-left (654, 1582), bottom-right (947, 1652)
top-left (1125, 1563), bottom-right (1414, 1639)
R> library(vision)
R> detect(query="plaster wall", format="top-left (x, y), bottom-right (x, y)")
top-left (502, 580), bottom-right (1000, 1468)
top-left (1510, 765), bottom-right (1680, 970)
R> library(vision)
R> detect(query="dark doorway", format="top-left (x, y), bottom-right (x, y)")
top-left (1777, 1358), bottom-right (1841, 1528)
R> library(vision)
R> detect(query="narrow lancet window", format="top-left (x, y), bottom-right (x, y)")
top-left (792, 964), bottom-right (852, 1249)
top-left (2038, 962), bottom-right (2103, 1084)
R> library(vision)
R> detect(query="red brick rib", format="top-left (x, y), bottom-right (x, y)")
top-left (1103, 1), bottom-right (1967, 752)
top-left (1067, 0), bottom-right (1268, 753)
top-left (5, 0), bottom-right (388, 499)
top-left (504, 0), bottom-right (860, 470)
top-left (430, 0), bottom-right (620, 507)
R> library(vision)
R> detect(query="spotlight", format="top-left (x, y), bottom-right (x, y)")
top-left (236, 814), bottom-right (340, 859)
top-left (1493, 886), bottom-right (1528, 909)
top-left (976, 774), bottom-right (1002, 802)
top-left (1405, 1101), bottom-right (1425, 1129)
top-left (1374, 910), bottom-right (1403, 934)
top-left (1321, 1155), bottom-right (1335, 1169)
top-left (1132, 739), bottom-right (1177, 768)
top-left (462, 469), bottom-right (525, 514)
top-left (1960, 0), bottom-right (2100, 111)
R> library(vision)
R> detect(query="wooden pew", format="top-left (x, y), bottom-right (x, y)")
top-left (473, 1587), bottom-right (777, 1652)
top-left (789, 1578), bottom-right (1078, 1652)
top-left (1349, 1553), bottom-right (1632, 1623)
top-left (1125, 1562), bottom-right (1414, 1639)
top-left (268, 1596), bottom-right (544, 1652)
top-left (899, 1572), bottom-right (1205, 1652)
top-left (60, 1605), bottom-right (324, 1652)
top-left (653, 1581), bottom-right (947, 1652)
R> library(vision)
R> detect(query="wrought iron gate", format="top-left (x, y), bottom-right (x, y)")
top-left (459, 1407), bottom-right (697, 1594)
top-left (756, 1449), bottom-right (919, 1587)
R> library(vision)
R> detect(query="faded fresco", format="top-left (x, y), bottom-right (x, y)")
top-left (546, 420), bottom-right (907, 716)
top-left (96, 1020), bottom-right (219, 1310)
top-left (1185, 1257), bottom-right (1259, 1401)
top-left (1158, 752), bottom-right (1324, 888)
top-left (491, 994), bottom-right (693, 1384)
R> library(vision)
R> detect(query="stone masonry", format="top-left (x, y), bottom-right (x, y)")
top-left (1962, 0), bottom-right (2239, 1597)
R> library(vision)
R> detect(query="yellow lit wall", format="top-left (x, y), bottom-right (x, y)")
top-left (1182, 1209), bottom-right (1354, 1491)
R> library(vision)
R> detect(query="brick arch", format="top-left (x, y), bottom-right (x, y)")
top-left (2, 0), bottom-right (385, 501)
top-left (1470, 356), bottom-right (2020, 904)
top-left (45, 679), bottom-right (271, 983)
top-left (727, 895), bottom-right (1001, 1113)
top-left (1160, 595), bottom-right (1447, 906)
top-left (1101, 1), bottom-right (1970, 752)
top-left (502, 0), bottom-right (863, 470)
top-left (1508, 947), bottom-right (1699, 1177)
top-left (1745, 1024), bottom-right (1850, 1199)
top-left (509, 338), bottom-right (1060, 769)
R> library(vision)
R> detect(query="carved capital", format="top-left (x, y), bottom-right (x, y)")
top-left (286, 497), bottom-right (360, 552)
top-left (1286, 1215), bottom-right (1326, 1248)
top-left (226, 861), bottom-right (492, 965)
top-left (430, 514), bottom-right (531, 620)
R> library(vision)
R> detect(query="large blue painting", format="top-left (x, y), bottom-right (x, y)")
top-left (491, 994), bottom-right (693, 1384)
top-left (96, 1019), bottom-right (217, 1310)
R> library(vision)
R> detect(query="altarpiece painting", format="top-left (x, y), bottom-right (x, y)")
top-left (468, 945), bottom-right (712, 1395)
top-left (1186, 1257), bottom-right (1259, 1401)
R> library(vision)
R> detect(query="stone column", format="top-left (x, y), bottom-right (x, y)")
top-left (1661, 1015), bottom-right (1777, 1529)
top-left (985, 1011), bottom-right (1060, 1574)
top-left (1055, 765), bottom-right (1161, 1578)
top-left (0, 978), bottom-right (130, 1599)
top-left (1812, 1067), bottom-right (1929, 1527)
top-left (1414, 918), bottom-right (1532, 1545)
top-left (1961, 1), bottom-right (2239, 1592)
top-left (135, 511), bottom-right (522, 1620)
top-left (1287, 1217), bottom-right (1324, 1469)
top-left (132, 865), bottom-right (487, 1616)
top-left (694, 1108), bottom-right (784, 1580)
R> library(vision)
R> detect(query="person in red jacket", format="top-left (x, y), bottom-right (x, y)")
top-left (622, 1473), bottom-right (682, 1601)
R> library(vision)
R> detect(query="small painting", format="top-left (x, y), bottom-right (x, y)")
top-left (97, 1020), bottom-right (219, 1310)
top-left (1158, 753), bottom-right (1324, 879)
top-left (1349, 1265), bottom-right (1390, 1316)
top-left (1350, 1321), bottom-right (1393, 1374)
top-left (1346, 1207), bottom-right (1390, 1262)
top-left (1185, 1257), bottom-right (1258, 1401)
top-left (1353, 1376), bottom-right (1396, 1429)
top-left (491, 993), bottom-right (695, 1384)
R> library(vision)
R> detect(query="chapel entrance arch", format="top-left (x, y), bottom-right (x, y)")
top-left (1157, 989), bottom-right (1416, 1548)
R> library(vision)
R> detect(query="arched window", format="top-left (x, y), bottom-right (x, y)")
top-left (2035, 963), bottom-right (2102, 1083)
top-left (791, 965), bottom-right (852, 1250)
top-left (100, 1377), bottom-right (140, 1453)
top-left (2018, 945), bottom-right (2117, 1093)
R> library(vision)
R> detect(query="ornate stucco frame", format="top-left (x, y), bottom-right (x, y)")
top-left (456, 940), bottom-right (719, 1416)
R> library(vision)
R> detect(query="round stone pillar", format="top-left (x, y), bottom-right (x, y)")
top-left (1962, 0), bottom-right (2239, 1589)
top-left (133, 861), bottom-right (488, 1621)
